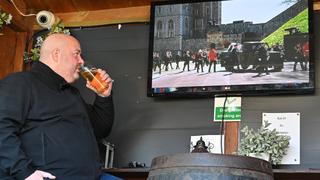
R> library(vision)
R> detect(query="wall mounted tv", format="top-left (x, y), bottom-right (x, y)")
top-left (147, 0), bottom-right (314, 97)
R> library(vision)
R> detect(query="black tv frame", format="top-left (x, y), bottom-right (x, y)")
top-left (147, 0), bottom-right (314, 97)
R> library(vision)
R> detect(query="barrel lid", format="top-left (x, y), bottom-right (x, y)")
top-left (150, 153), bottom-right (273, 176)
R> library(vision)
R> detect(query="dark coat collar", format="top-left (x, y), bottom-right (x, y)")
top-left (31, 61), bottom-right (71, 91)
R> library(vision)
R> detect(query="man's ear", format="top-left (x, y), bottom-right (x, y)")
top-left (51, 48), bottom-right (61, 63)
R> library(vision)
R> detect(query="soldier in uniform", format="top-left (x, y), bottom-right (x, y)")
top-left (302, 41), bottom-right (309, 70)
top-left (175, 50), bottom-right (182, 70)
top-left (293, 43), bottom-right (305, 71)
top-left (163, 50), bottom-right (173, 71)
top-left (153, 51), bottom-right (162, 74)
top-left (196, 49), bottom-right (205, 73)
top-left (182, 50), bottom-right (191, 72)
top-left (256, 44), bottom-right (269, 76)
top-left (208, 43), bottom-right (218, 73)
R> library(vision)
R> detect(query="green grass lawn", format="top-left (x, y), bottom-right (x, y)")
top-left (262, 8), bottom-right (309, 46)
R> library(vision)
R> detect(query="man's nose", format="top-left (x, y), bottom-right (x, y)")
top-left (79, 56), bottom-right (85, 64)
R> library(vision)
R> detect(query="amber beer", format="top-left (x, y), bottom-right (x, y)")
top-left (79, 65), bottom-right (108, 93)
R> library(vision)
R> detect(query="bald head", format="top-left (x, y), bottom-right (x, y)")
top-left (40, 33), bottom-right (78, 63)
top-left (39, 33), bottom-right (84, 83)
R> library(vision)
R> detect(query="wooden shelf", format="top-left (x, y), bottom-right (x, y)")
top-left (273, 169), bottom-right (320, 180)
top-left (103, 168), bottom-right (149, 180)
top-left (104, 168), bottom-right (320, 180)
top-left (273, 168), bottom-right (320, 173)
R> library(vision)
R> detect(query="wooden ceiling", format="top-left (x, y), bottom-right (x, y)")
top-left (23, 0), bottom-right (153, 14)
top-left (21, 0), bottom-right (320, 14)
top-left (0, 0), bottom-right (157, 32)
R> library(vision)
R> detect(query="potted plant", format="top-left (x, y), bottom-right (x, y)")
top-left (237, 121), bottom-right (290, 165)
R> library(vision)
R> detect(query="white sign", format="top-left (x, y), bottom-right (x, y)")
top-left (262, 112), bottom-right (300, 164)
top-left (190, 135), bottom-right (224, 154)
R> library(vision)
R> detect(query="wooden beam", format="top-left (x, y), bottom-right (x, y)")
top-left (53, 6), bottom-right (150, 28)
top-left (315, 1), bottom-right (320, 11)
top-left (224, 122), bottom-right (240, 154)
top-left (29, 1), bottom-right (319, 30)
top-left (0, 0), bottom-right (33, 32)
top-left (13, 32), bottom-right (28, 72)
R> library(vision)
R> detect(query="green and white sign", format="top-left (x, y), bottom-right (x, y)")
top-left (214, 97), bottom-right (241, 122)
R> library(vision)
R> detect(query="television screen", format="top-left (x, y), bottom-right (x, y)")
top-left (147, 0), bottom-right (314, 97)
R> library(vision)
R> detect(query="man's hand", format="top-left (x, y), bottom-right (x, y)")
top-left (25, 170), bottom-right (56, 180)
top-left (86, 69), bottom-right (113, 97)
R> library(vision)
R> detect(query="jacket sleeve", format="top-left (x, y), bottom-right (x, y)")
top-left (0, 74), bottom-right (35, 179)
top-left (85, 95), bottom-right (114, 139)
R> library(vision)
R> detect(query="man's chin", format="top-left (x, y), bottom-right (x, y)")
top-left (66, 74), bottom-right (80, 83)
top-left (73, 74), bottom-right (80, 81)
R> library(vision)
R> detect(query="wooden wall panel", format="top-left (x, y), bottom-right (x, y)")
top-left (0, 27), bottom-right (27, 79)
top-left (0, 27), bottom-right (17, 79)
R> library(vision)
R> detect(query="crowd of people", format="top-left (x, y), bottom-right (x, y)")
top-left (153, 40), bottom-right (310, 76)
top-left (152, 43), bottom-right (218, 74)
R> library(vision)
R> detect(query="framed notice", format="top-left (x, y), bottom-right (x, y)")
top-left (214, 97), bottom-right (241, 122)
top-left (262, 112), bottom-right (300, 164)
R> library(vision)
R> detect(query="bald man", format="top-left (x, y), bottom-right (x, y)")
top-left (0, 34), bottom-right (115, 180)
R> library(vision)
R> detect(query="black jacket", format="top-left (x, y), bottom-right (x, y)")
top-left (0, 61), bottom-right (114, 180)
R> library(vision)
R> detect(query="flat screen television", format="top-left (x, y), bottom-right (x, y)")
top-left (147, 0), bottom-right (314, 97)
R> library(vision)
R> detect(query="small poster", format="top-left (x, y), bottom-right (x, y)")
top-left (214, 97), bottom-right (241, 122)
top-left (262, 112), bottom-right (300, 164)
top-left (190, 135), bottom-right (224, 154)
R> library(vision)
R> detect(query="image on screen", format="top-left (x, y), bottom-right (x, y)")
top-left (147, 0), bottom-right (314, 97)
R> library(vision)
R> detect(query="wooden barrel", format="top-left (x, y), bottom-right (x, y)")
top-left (147, 153), bottom-right (273, 180)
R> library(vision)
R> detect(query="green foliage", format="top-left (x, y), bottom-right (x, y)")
top-left (30, 48), bottom-right (40, 61)
top-left (24, 20), bottom-right (70, 63)
top-left (238, 121), bottom-right (290, 165)
top-left (48, 21), bottom-right (70, 35)
top-left (0, 9), bottom-right (12, 29)
top-left (262, 8), bottom-right (309, 47)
